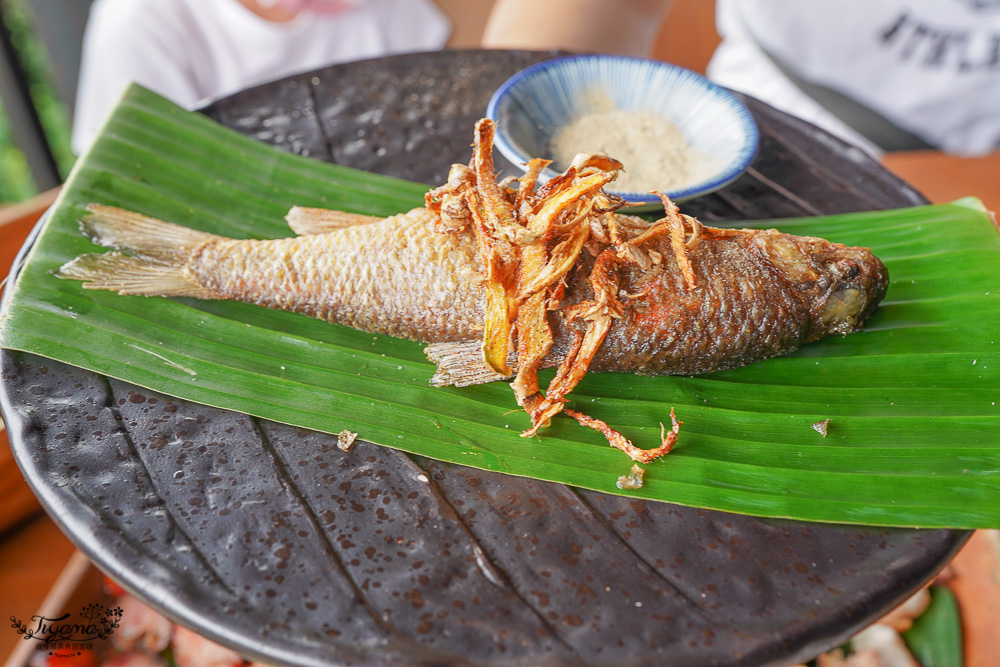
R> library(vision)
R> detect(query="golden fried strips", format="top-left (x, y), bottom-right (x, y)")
top-left (427, 119), bottom-right (695, 463)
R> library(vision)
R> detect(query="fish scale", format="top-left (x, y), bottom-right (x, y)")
top-left (189, 208), bottom-right (485, 342)
top-left (552, 229), bottom-right (872, 377)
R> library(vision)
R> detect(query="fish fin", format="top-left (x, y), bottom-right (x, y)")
top-left (81, 204), bottom-right (220, 261)
top-left (58, 251), bottom-right (216, 299)
top-left (425, 340), bottom-right (510, 387)
top-left (285, 207), bottom-right (383, 235)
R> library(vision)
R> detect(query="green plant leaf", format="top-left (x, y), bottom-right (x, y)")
top-left (902, 585), bottom-right (964, 667)
top-left (2, 85), bottom-right (999, 529)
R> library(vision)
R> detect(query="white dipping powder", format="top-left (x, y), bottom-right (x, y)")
top-left (552, 108), bottom-right (715, 193)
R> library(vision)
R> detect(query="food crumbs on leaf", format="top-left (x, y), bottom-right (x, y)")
top-left (337, 429), bottom-right (358, 452)
top-left (811, 419), bottom-right (831, 437)
top-left (617, 464), bottom-right (645, 490)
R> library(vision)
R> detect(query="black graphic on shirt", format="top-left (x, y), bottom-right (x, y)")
top-left (879, 10), bottom-right (1000, 71)
top-left (955, 0), bottom-right (1000, 11)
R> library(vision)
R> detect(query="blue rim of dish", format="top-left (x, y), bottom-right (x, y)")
top-left (486, 54), bottom-right (760, 207)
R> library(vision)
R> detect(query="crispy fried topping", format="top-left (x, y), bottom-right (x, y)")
top-left (434, 118), bottom-right (701, 463)
top-left (337, 429), bottom-right (359, 452)
top-left (567, 408), bottom-right (681, 464)
top-left (812, 418), bottom-right (832, 437)
top-left (616, 464), bottom-right (646, 490)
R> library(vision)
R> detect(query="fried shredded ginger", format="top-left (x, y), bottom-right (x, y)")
top-left (425, 119), bottom-right (699, 463)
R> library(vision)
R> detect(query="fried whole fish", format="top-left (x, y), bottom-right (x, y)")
top-left (59, 119), bottom-right (888, 461)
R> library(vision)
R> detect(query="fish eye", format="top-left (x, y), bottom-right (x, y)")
top-left (832, 259), bottom-right (861, 279)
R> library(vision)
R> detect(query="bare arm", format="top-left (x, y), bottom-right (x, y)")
top-left (481, 0), bottom-right (675, 57)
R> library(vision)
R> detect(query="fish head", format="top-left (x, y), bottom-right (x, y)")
top-left (753, 230), bottom-right (889, 340)
top-left (813, 243), bottom-right (889, 336)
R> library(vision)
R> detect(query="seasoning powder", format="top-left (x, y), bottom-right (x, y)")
top-left (551, 109), bottom-right (707, 193)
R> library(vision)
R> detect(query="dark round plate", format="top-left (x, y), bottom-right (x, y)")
top-left (1, 50), bottom-right (965, 667)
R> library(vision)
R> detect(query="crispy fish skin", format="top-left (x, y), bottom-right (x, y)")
top-left (63, 205), bottom-right (485, 343)
top-left (560, 227), bottom-right (888, 376)
top-left (60, 203), bottom-right (887, 380)
top-left (190, 208), bottom-right (484, 342)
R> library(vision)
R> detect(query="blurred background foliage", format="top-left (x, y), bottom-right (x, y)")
top-left (0, 0), bottom-right (75, 204)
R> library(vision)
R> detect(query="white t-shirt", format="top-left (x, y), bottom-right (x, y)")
top-left (72, 0), bottom-right (452, 154)
top-left (708, 0), bottom-right (1000, 156)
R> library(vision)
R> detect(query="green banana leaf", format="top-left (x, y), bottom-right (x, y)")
top-left (1, 85), bottom-right (998, 529)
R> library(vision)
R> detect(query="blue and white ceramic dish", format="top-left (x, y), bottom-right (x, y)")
top-left (486, 54), bottom-right (759, 211)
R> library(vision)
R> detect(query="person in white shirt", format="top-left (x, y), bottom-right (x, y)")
top-left (72, 0), bottom-right (451, 154)
top-left (708, 0), bottom-right (1000, 157)
top-left (482, 0), bottom-right (1000, 158)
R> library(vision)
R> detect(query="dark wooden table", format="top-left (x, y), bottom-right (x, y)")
top-left (1, 49), bottom-right (965, 667)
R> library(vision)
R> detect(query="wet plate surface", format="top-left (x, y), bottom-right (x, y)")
top-left (0, 50), bottom-right (968, 666)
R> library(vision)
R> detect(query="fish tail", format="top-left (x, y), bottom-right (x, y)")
top-left (57, 204), bottom-right (218, 298)
top-left (58, 252), bottom-right (214, 298)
